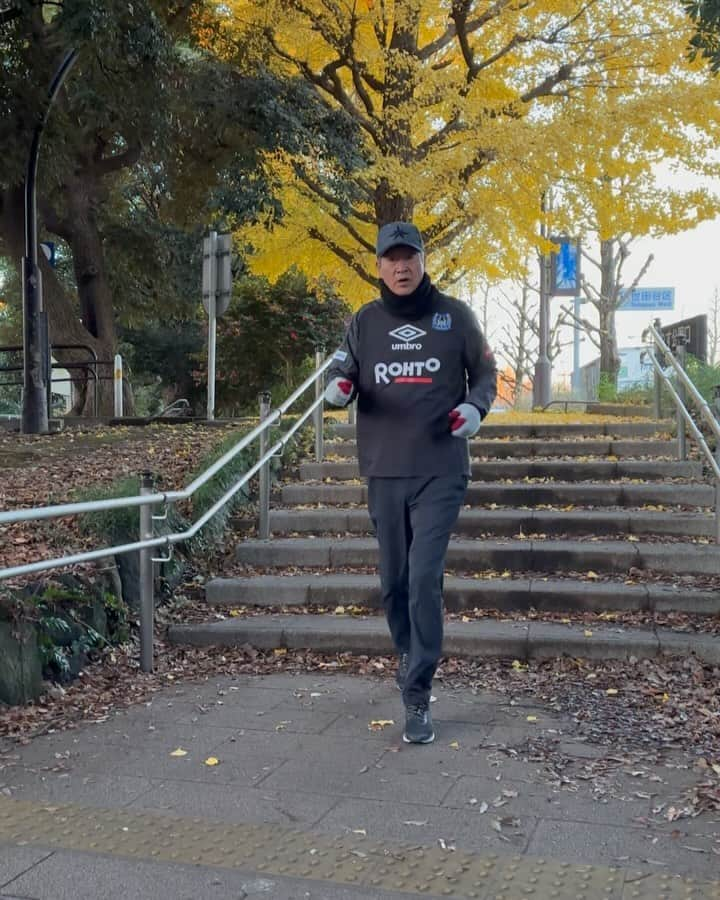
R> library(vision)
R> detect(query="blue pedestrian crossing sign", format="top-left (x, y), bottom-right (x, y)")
top-left (40, 241), bottom-right (56, 268)
top-left (618, 287), bottom-right (674, 311)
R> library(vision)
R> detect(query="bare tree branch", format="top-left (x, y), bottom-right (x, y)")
top-left (294, 180), bottom-right (375, 254)
top-left (559, 302), bottom-right (601, 349)
top-left (292, 163), bottom-right (375, 226)
top-left (615, 252), bottom-right (654, 309)
top-left (91, 144), bottom-right (142, 177)
top-left (419, 0), bottom-right (518, 61)
top-left (307, 226), bottom-right (374, 286)
top-left (263, 27), bottom-right (382, 145)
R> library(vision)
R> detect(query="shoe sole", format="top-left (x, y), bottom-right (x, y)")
top-left (402, 732), bottom-right (435, 744)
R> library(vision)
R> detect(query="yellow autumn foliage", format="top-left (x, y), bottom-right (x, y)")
top-left (200, 1), bottom-right (720, 305)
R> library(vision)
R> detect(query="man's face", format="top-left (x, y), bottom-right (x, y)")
top-left (377, 246), bottom-right (425, 295)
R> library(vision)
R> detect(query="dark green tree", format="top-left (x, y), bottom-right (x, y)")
top-left (686, 0), bottom-right (720, 71)
top-left (206, 268), bottom-right (351, 415)
top-left (0, 0), bottom-right (361, 414)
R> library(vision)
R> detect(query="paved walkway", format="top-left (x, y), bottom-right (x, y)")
top-left (0, 672), bottom-right (718, 899)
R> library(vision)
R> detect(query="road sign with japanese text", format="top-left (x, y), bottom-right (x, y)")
top-left (618, 287), bottom-right (674, 311)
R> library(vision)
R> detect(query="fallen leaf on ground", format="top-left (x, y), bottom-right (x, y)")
top-left (368, 719), bottom-right (394, 731)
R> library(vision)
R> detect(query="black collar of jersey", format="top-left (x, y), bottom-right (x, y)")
top-left (379, 274), bottom-right (434, 320)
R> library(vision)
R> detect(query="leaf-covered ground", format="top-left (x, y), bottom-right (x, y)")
top-left (0, 638), bottom-right (717, 824)
top-left (0, 423), bottom-right (239, 578)
top-left (1, 413), bottom-right (717, 827)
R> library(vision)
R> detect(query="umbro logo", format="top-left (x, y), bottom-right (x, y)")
top-left (389, 324), bottom-right (426, 350)
top-left (389, 324), bottom-right (426, 343)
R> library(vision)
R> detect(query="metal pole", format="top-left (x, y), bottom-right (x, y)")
top-left (714, 417), bottom-right (720, 544)
top-left (653, 317), bottom-right (662, 419)
top-left (113, 354), bottom-right (123, 418)
top-left (571, 295), bottom-right (581, 397)
top-left (258, 391), bottom-right (272, 540)
top-left (139, 472), bottom-right (154, 673)
top-left (676, 335), bottom-right (687, 461)
top-left (348, 403), bottom-right (356, 426)
top-left (22, 49), bottom-right (79, 434)
top-left (533, 193), bottom-right (551, 408)
top-left (205, 231), bottom-right (218, 421)
top-left (314, 347), bottom-right (325, 462)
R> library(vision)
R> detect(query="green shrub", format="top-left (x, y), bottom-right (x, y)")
top-left (74, 418), bottom-right (313, 561)
top-left (598, 372), bottom-right (618, 402)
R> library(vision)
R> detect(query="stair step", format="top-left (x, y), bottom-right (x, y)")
top-left (328, 421), bottom-right (671, 440)
top-left (268, 508), bottom-right (713, 538)
top-left (234, 537), bottom-right (720, 576)
top-left (206, 574), bottom-right (720, 616)
top-left (167, 614), bottom-right (720, 664)
top-left (281, 481), bottom-right (714, 507)
top-left (325, 439), bottom-right (678, 460)
top-left (299, 459), bottom-right (703, 482)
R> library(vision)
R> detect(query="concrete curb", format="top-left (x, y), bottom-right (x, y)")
top-left (234, 536), bottom-right (720, 576)
top-left (298, 459), bottom-right (703, 482)
top-left (280, 481), bottom-right (715, 507)
top-left (267, 507), bottom-right (714, 538)
top-left (167, 614), bottom-right (720, 664)
top-left (325, 438), bottom-right (679, 460)
top-left (205, 573), bottom-right (720, 616)
top-left (328, 422), bottom-right (671, 440)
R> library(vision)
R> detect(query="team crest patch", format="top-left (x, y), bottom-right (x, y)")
top-left (432, 313), bottom-right (452, 331)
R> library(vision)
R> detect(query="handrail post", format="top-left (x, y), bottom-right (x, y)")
top-left (652, 317), bottom-right (662, 419)
top-left (716, 471), bottom-right (720, 546)
top-left (113, 354), bottom-right (123, 418)
top-left (258, 391), bottom-right (272, 540)
top-left (139, 472), bottom-right (154, 673)
top-left (314, 347), bottom-right (325, 462)
top-left (348, 402), bottom-right (356, 426)
top-left (676, 335), bottom-right (687, 461)
top-left (715, 398), bottom-right (720, 544)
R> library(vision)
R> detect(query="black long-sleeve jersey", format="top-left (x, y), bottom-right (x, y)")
top-left (326, 287), bottom-right (498, 477)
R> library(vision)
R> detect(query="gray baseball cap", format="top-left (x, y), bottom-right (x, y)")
top-left (376, 221), bottom-right (424, 257)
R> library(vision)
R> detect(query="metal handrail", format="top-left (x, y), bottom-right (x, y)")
top-left (645, 323), bottom-right (720, 541)
top-left (0, 353), bottom-right (334, 670)
top-left (647, 324), bottom-right (720, 445)
top-left (0, 358), bottom-right (334, 528)
top-left (149, 398), bottom-right (190, 420)
top-left (1, 343), bottom-right (101, 417)
top-left (541, 400), bottom-right (619, 412)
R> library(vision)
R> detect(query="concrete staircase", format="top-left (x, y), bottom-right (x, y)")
top-left (168, 417), bottom-right (720, 663)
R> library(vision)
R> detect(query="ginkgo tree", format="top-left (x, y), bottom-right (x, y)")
top-left (535, 73), bottom-right (720, 384)
top-left (205, 0), bottom-right (720, 302)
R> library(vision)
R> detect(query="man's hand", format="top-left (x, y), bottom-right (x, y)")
top-left (448, 403), bottom-right (482, 438)
top-left (325, 377), bottom-right (354, 407)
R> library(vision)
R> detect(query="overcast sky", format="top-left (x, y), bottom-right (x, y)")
top-left (481, 163), bottom-right (720, 382)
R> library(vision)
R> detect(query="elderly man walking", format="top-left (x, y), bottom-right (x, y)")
top-left (325, 221), bottom-right (497, 744)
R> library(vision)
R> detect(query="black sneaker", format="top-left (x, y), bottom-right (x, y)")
top-left (395, 653), bottom-right (409, 691)
top-left (403, 702), bottom-right (434, 744)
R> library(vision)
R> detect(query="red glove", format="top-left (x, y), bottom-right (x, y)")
top-left (325, 377), bottom-right (354, 407)
top-left (449, 403), bottom-right (482, 438)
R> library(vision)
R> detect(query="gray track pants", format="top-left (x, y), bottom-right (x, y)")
top-left (367, 474), bottom-right (468, 706)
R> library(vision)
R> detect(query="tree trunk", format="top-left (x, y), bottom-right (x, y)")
top-left (63, 172), bottom-right (127, 416)
top-left (1, 178), bottom-right (136, 416)
top-left (374, 5), bottom-right (419, 226)
top-left (598, 240), bottom-right (620, 388)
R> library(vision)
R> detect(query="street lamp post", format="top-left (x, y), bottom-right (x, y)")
top-left (22, 48), bottom-right (79, 434)
top-left (533, 193), bottom-right (552, 409)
